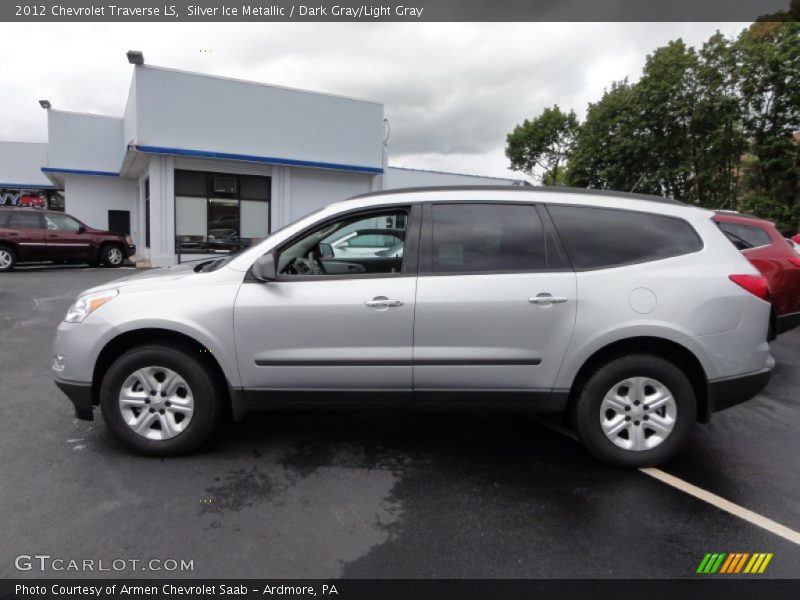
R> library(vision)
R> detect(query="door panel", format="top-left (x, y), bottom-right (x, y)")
top-left (7, 212), bottom-right (47, 260)
top-left (44, 213), bottom-right (91, 260)
top-left (413, 201), bottom-right (577, 394)
top-left (413, 272), bottom-right (576, 390)
top-left (234, 277), bottom-right (417, 391)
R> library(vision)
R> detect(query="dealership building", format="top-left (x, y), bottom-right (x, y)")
top-left (0, 54), bottom-right (521, 266)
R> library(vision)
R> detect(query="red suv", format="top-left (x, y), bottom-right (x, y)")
top-left (0, 208), bottom-right (136, 272)
top-left (714, 211), bottom-right (800, 335)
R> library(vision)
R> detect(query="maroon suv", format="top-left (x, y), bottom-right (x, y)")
top-left (0, 208), bottom-right (136, 272)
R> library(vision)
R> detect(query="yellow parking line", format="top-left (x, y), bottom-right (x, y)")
top-left (641, 468), bottom-right (800, 547)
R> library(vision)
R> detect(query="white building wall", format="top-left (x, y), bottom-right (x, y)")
top-left (133, 66), bottom-right (384, 172)
top-left (147, 155), bottom-right (176, 267)
top-left (123, 74), bottom-right (137, 147)
top-left (384, 166), bottom-right (521, 189)
top-left (0, 142), bottom-right (52, 188)
top-left (63, 174), bottom-right (138, 235)
top-left (47, 111), bottom-right (126, 174)
top-left (280, 169), bottom-right (374, 227)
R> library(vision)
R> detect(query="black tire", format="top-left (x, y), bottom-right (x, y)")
top-left (100, 244), bottom-right (124, 268)
top-left (571, 354), bottom-right (696, 467)
top-left (100, 344), bottom-right (223, 456)
top-left (0, 245), bottom-right (17, 272)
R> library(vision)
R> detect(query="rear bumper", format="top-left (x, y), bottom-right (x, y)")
top-left (54, 379), bottom-right (94, 421)
top-left (776, 311), bottom-right (800, 335)
top-left (706, 361), bottom-right (773, 417)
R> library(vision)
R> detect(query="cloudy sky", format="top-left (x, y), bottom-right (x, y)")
top-left (1, 22), bottom-right (747, 179)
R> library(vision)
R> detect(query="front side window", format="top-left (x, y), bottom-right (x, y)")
top-left (429, 203), bottom-right (545, 273)
top-left (277, 208), bottom-right (409, 277)
top-left (45, 213), bottom-right (82, 232)
top-left (548, 205), bottom-right (702, 270)
top-left (717, 221), bottom-right (771, 250)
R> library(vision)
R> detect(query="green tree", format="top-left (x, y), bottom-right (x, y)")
top-left (505, 105), bottom-right (579, 184)
top-left (735, 22), bottom-right (800, 233)
top-left (566, 81), bottom-right (641, 192)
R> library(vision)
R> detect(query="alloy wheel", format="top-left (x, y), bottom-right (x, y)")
top-left (599, 376), bottom-right (677, 451)
top-left (107, 247), bottom-right (123, 265)
top-left (118, 366), bottom-right (194, 440)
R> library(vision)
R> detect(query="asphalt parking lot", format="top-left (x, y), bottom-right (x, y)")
top-left (1, 266), bottom-right (798, 579)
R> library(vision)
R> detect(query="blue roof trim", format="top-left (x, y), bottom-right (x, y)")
top-left (134, 145), bottom-right (383, 175)
top-left (0, 181), bottom-right (59, 189)
top-left (42, 167), bottom-right (119, 177)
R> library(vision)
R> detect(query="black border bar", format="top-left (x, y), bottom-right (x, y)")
top-left (3, 0), bottom-right (794, 22)
top-left (3, 579), bottom-right (799, 600)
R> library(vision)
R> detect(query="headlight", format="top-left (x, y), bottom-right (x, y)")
top-left (125, 235), bottom-right (134, 245)
top-left (64, 289), bottom-right (118, 323)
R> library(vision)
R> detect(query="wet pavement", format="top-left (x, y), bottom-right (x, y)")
top-left (1, 267), bottom-right (798, 579)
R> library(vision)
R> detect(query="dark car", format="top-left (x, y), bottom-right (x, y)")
top-left (714, 211), bottom-right (800, 334)
top-left (0, 207), bottom-right (136, 272)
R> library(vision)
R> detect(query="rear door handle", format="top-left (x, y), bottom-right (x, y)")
top-left (365, 297), bottom-right (404, 308)
top-left (529, 293), bottom-right (568, 305)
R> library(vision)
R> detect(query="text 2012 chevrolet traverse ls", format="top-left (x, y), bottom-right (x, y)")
top-left (52, 187), bottom-right (773, 466)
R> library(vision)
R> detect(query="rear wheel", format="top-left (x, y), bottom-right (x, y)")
top-left (572, 354), bottom-right (695, 467)
top-left (100, 344), bottom-right (223, 455)
top-left (0, 246), bottom-right (16, 272)
top-left (101, 244), bottom-right (124, 267)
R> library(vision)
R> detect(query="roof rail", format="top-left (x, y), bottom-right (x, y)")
top-left (354, 185), bottom-right (687, 205)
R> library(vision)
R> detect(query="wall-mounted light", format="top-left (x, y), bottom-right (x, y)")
top-left (126, 50), bottom-right (145, 65)
top-left (39, 99), bottom-right (52, 109)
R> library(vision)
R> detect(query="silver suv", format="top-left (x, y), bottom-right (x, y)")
top-left (52, 187), bottom-right (773, 466)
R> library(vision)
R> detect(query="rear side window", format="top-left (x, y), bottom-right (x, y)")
top-left (430, 203), bottom-right (546, 273)
top-left (548, 205), bottom-right (702, 270)
top-left (8, 212), bottom-right (43, 230)
top-left (717, 221), bottom-right (771, 250)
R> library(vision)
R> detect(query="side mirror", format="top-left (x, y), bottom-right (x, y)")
top-left (78, 224), bottom-right (86, 234)
top-left (251, 253), bottom-right (277, 282)
top-left (319, 242), bottom-right (334, 258)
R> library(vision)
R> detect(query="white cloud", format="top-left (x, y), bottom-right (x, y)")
top-left (0, 22), bottom-right (748, 179)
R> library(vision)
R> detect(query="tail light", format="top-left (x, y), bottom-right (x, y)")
top-left (729, 274), bottom-right (771, 302)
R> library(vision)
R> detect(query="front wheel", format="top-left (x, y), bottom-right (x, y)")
top-left (99, 345), bottom-right (223, 455)
top-left (572, 355), bottom-right (696, 467)
top-left (101, 244), bottom-right (124, 267)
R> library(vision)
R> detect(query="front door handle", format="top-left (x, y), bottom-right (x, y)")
top-left (365, 297), bottom-right (404, 308)
top-left (529, 293), bottom-right (568, 305)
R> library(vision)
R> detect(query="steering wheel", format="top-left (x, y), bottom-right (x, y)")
top-left (308, 251), bottom-right (328, 275)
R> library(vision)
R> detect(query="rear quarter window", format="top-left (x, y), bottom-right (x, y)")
top-left (7, 211), bottom-right (42, 230)
top-left (716, 221), bottom-right (772, 250)
top-left (547, 205), bottom-right (703, 270)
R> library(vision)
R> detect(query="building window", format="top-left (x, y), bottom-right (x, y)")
top-left (174, 170), bottom-right (270, 254)
top-left (0, 188), bottom-right (63, 211)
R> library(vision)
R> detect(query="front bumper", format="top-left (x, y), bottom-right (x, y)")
top-left (706, 359), bottom-right (773, 417)
top-left (125, 244), bottom-right (137, 258)
top-left (55, 379), bottom-right (94, 421)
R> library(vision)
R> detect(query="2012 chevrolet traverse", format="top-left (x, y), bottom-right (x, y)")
top-left (52, 187), bottom-right (773, 466)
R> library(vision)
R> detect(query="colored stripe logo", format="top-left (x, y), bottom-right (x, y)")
top-left (696, 552), bottom-right (773, 574)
